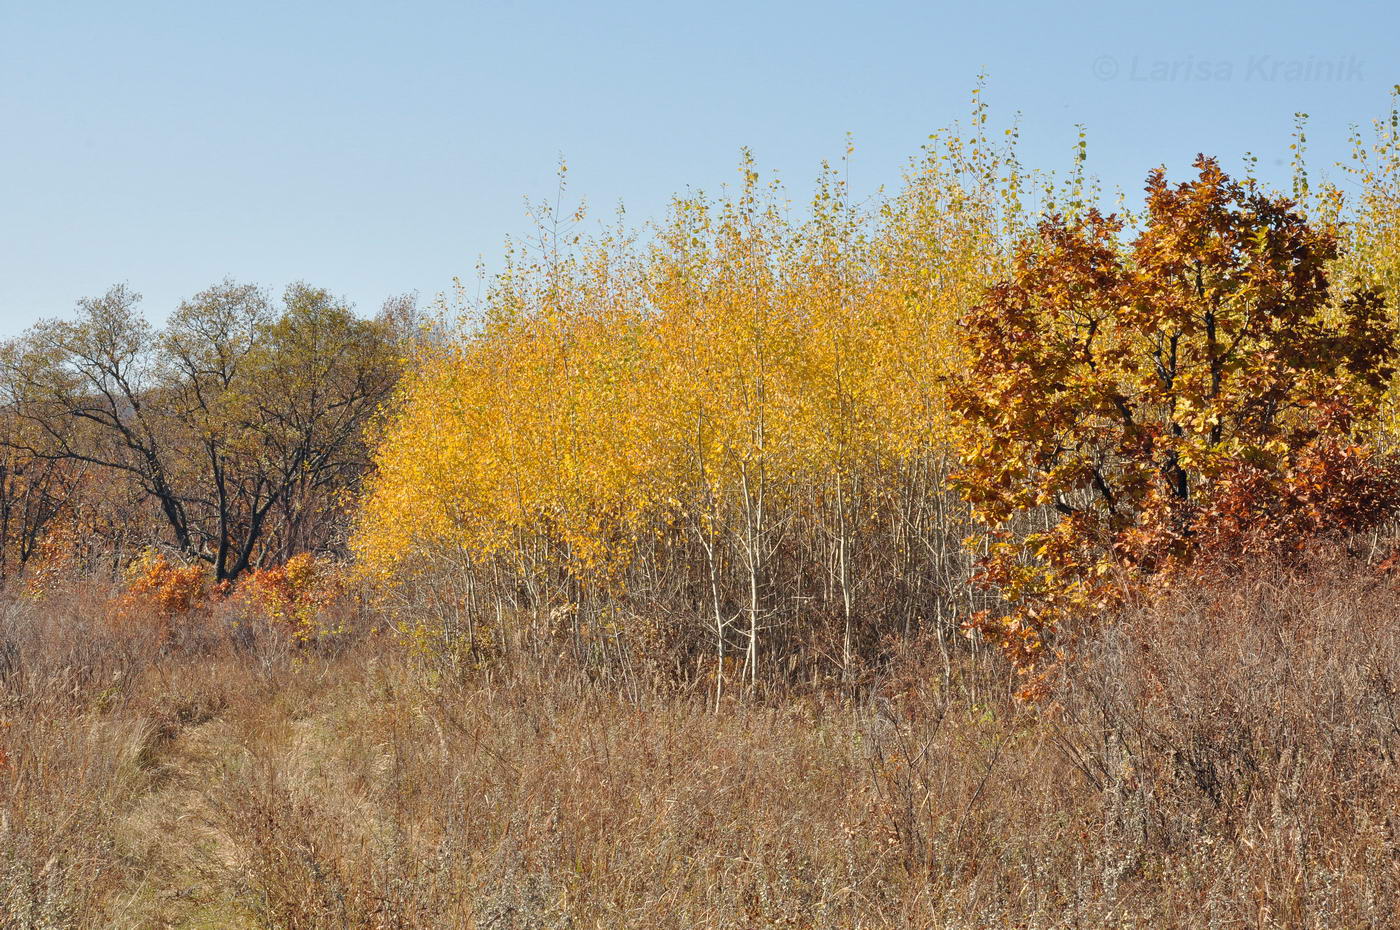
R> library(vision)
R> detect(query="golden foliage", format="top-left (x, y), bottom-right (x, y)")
top-left (355, 93), bottom-right (1400, 691)
top-left (353, 101), bottom-right (1035, 686)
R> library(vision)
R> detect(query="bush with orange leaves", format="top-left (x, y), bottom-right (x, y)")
top-left (239, 553), bottom-right (347, 644)
top-left (114, 549), bottom-right (217, 641)
top-left (1125, 403), bottom-right (1400, 571)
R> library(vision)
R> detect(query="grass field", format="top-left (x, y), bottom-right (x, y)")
top-left (4, 551), bottom-right (1399, 929)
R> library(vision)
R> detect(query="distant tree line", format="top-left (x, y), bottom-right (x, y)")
top-left (0, 280), bottom-right (417, 582)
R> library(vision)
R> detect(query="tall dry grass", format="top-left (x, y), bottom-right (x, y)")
top-left (2, 552), bottom-right (1398, 928)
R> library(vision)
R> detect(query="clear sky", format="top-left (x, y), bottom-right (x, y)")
top-left (2, 0), bottom-right (1397, 333)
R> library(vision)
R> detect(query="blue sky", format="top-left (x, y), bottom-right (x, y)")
top-left (1, 0), bottom-right (1396, 333)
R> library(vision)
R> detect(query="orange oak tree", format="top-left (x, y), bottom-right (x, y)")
top-left (954, 156), bottom-right (1399, 688)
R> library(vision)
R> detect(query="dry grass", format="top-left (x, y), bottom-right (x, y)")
top-left (3, 555), bottom-right (1400, 928)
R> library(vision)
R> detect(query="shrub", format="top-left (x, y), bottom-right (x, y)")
top-left (114, 549), bottom-right (213, 641)
top-left (240, 552), bottom-right (347, 644)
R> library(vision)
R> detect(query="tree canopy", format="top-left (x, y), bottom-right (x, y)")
top-left (954, 156), bottom-right (1400, 688)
